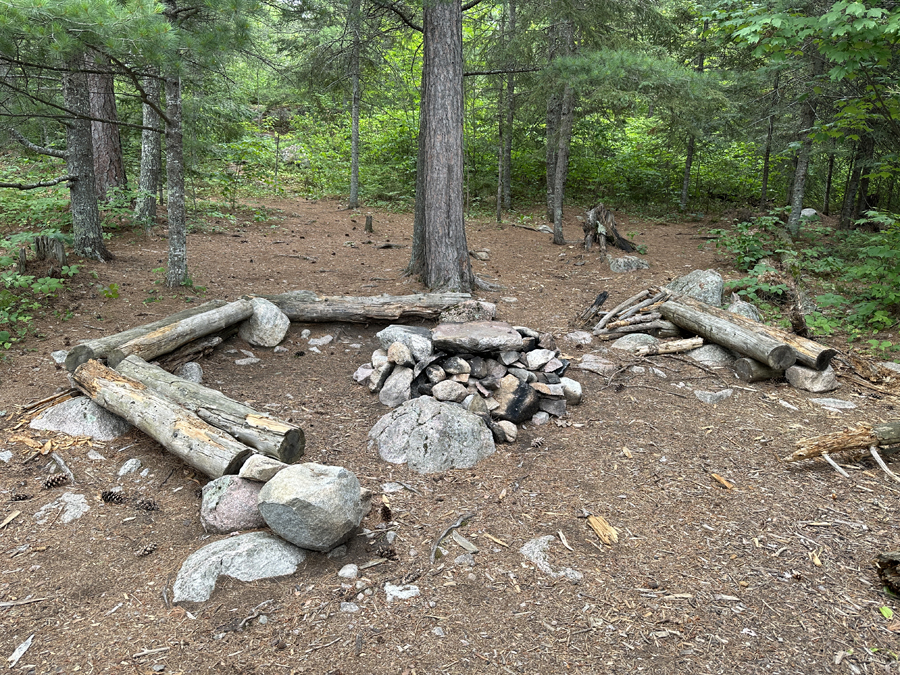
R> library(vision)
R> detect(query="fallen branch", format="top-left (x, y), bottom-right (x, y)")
top-left (0, 597), bottom-right (48, 608)
top-left (594, 290), bottom-right (650, 332)
top-left (0, 176), bottom-right (77, 190)
top-left (635, 336), bottom-right (702, 357)
top-left (784, 421), bottom-right (900, 462)
top-left (870, 446), bottom-right (900, 484)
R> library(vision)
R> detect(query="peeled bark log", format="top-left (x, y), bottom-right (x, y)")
top-left (115, 355), bottom-right (304, 463)
top-left (263, 291), bottom-right (471, 322)
top-left (65, 299), bottom-right (227, 372)
top-left (665, 294), bottom-right (836, 370)
top-left (785, 421), bottom-right (900, 463)
top-left (73, 360), bottom-right (252, 478)
top-left (733, 357), bottom-right (783, 383)
top-left (107, 299), bottom-right (252, 368)
top-left (635, 336), bottom-right (703, 357)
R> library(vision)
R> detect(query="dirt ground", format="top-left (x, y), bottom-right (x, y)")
top-left (1, 198), bottom-right (898, 675)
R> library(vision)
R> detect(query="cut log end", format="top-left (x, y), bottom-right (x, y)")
top-left (65, 345), bottom-right (96, 373)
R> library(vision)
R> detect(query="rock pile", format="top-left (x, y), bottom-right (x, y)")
top-left (354, 320), bottom-right (584, 439)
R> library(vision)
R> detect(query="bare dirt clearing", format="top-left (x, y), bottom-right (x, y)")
top-left (1, 198), bottom-right (898, 674)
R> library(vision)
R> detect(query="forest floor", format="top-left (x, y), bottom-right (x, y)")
top-left (0, 197), bottom-right (899, 675)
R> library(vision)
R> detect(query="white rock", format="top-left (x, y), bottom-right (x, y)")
top-left (810, 398), bottom-right (856, 410)
top-left (238, 454), bottom-right (289, 482)
top-left (385, 583), bottom-right (420, 602)
top-left (520, 535), bottom-right (582, 582)
top-left (338, 563), bottom-right (359, 579)
top-left (610, 334), bottom-right (659, 352)
top-left (559, 377), bottom-right (583, 405)
top-left (340, 602), bottom-right (360, 613)
top-left (371, 349), bottom-right (389, 368)
top-left (30, 397), bottom-right (130, 441)
top-left (531, 411), bottom-right (550, 426)
top-left (0, 450), bottom-right (12, 463)
top-left (563, 331), bottom-right (593, 346)
top-left (376, 325), bottom-right (433, 362)
top-left (495, 420), bottom-right (517, 443)
top-left (352, 363), bottom-right (375, 384)
top-left (786, 365), bottom-right (838, 393)
top-left (51, 350), bottom-right (68, 365)
top-left (118, 458), bottom-right (142, 477)
top-left (694, 389), bottom-right (734, 404)
top-left (431, 379), bottom-right (468, 403)
top-left (238, 297), bottom-right (291, 347)
top-left (576, 354), bottom-right (618, 376)
top-left (688, 344), bottom-right (737, 367)
top-left (524, 349), bottom-right (556, 371)
top-left (379, 366), bottom-right (414, 407)
top-left (34, 492), bottom-right (89, 525)
top-left (308, 335), bottom-right (334, 347)
top-left (235, 357), bottom-right (261, 366)
top-left (87, 450), bottom-right (105, 461)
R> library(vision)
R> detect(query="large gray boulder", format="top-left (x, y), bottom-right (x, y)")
top-left (239, 297), bottom-right (291, 347)
top-left (666, 269), bottom-right (724, 306)
top-left (431, 321), bottom-right (523, 354)
top-left (726, 298), bottom-right (763, 322)
top-left (172, 532), bottom-right (307, 603)
top-left (30, 397), bottom-right (130, 441)
top-left (368, 396), bottom-right (495, 474)
top-left (786, 364), bottom-right (838, 393)
top-left (376, 325), bottom-right (433, 362)
top-left (608, 255), bottom-right (649, 273)
top-left (258, 463), bottom-right (365, 552)
top-left (688, 344), bottom-right (737, 367)
top-left (200, 476), bottom-right (266, 534)
top-left (610, 333), bottom-right (658, 352)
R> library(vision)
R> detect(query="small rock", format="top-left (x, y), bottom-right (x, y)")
top-left (432, 379), bottom-right (468, 403)
top-left (455, 553), bottom-right (476, 566)
top-left (200, 476), bottom-right (266, 534)
top-left (432, 626), bottom-right (446, 637)
top-left (492, 374), bottom-right (541, 423)
top-left (238, 454), bottom-right (289, 482)
top-left (800, 207), bottom-right (819, 219)
top-left (385, 583), bottom-right (420, 602)
top-left (353, 363), bottom-right (375, 384)
top-left (87, 450), bottom-right (106, 461)
top-left (274, 346), bottom-right (289, 354)
top-left (531, 411), bottom-right (550, 426)
top-left (34, 492), bottom-right (89, 524)
top-left (327, 545), bottom-right (348, 559)
top-left (118, 458), bottom-right (142, 477)
top-left (810, 398), bottom-right (856, 410)
top-left (379, 366), bottom-right (414, 407)
top-left (51, 350), bottom-right (68, 365)
top-left (694, 389), bottom-right (734, 404)
top-left (563, 331), bottom-right (593, 346)
top-left (610, 334), bottom-right (659, 352)
top-left (340, 602), bottom-right (360, 613)
top-left (576, 353), bottom-right (618, 376)
top-left (387, 342), bottom-right (415, 367)
top-left (559, 377), bottom-right (583, 405)
top-left (175, 362), bottom-right (203, 383)
top-left (376, 325), bottom-right (433, 362)
top-left (338, 563), bottom-right (359, 580)
top-left (539, 398), bottom-right (567, 417)
top-left (371, 349), bottom-right (389, 368)
top-left (608, 255), bottom-right (649, 273)
top-left (495, 420), bottom-right (517, 443)
top-left (300, 329), bottom-right (311, 340)
top-left (786, 365), bottom-right (838, 393)
top-left (0, 450), bottom-right (12, 463)
top-left (30, 397), bottom-right (130, 442)
top-left (542, 357), bottom-right (564, 373)
top-left (368, 362), bottom-right (393, 393)
top-left (308, 335), bottom-right (334, 347)
top-left (727, 298), bottom-right (763, 322)
top-left (441, 356), bottom-right (471, 375)
top-left (499, 296), bottom-right (518, 303)
top-left (524, 349), bottom-right (556, 371)
top-left (235, 357), bottom-right (261, 366)
top-left (425, 364), bottom-right (446, 384)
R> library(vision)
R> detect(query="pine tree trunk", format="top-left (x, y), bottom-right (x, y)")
top-left (501, 0), bottom-right (515, 212)
top-left (853, 135), bottom-right (875, 221)
top-left (63, 53), bottom-right (110, 262)
top-left (840, 140), bottom-right (865, 229)
top-left (420, 0), bottom-right (472, 292)
top-left (348, 0), bottom-right (361, 210)
top-left (786, 54), bottom-right (824, 238)
top-left (552, 81), bottom-right (575, 245)
top-left (760, 115), bottom-right (773, 208)
top-left (823, 144), bottom-right (835, 215)
top-left (679, 135), bottom-right (695, 211)
top-left (165, 75), bottom-right (187, 287)
top-left (544, 21), bottom-right (561, 223)
top-left (406, 48), bottom-right (428, 280)
top-left (135, 72), bottom-right (162, 232)
top-left (88, 55), bottom-right (126, 202)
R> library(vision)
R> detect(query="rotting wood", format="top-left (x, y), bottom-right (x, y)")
top-left (616, 290), bottom-right (668, 322)
top-left (116, 355), bottom-right (304, 463)
top-left (605, 312), bottom-right (662, 330)
top-left (586, 515), bottom-right (618, 545)
top-left (65, 299), bottom-right (228, 372)
top-left (107, 299), bottom-right (253, 368)
top-left (660, 296), bottom-right (796, 370)
top-left (574, 291), bottom-right (608, 328)
top-left (583, 203), bottom-right (636, 253)
top-left (784, 421), bottom-right (900, 462)
top-left (73, 359), bottom-right (253, 478)
top-left (733, 357), bottom-right (784, 383)
top-left (634, 336), bottom-right (703, 357)
top-left (593, 290), bottom-right (651, 332)
top-left (663, 294), bottom-right (836, 370)
top-left (261, 291), bottom-right (471, 323)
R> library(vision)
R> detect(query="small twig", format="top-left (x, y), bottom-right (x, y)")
top-left (50, 452), bottom-right (76, 485)
top-left (0, 597), bottom-right (49, 609)
top-left (305, 637), bottom-right (341, 653)
top-left (132, 647), bottom-right (170, 659)
top-left (239, 599), bottom-right (274, 629)
top-left (869, 446), bottom-right (900, 484)
top-left (822, 453), bottom-right (850, 478)
top-left (431, 512), bottom-right (476, 563)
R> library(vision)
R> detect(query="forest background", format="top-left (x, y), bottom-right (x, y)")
top-left (0, 0), bottom-right (898, 355)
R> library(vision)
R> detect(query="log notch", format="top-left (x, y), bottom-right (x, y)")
top-left (662, 294), bottom-right (837, 370)
top-left (73, 360), bottom-right (252, 478)
top-left (65, 299), bottom-right (228, 372)
top-left (784, 422), bottom-right (900, 462)
top-left (107, 299), bottom-right (253, 368)
top-left (116, 355), bottom-right (304, 463)
top-left (733, 357), bottom-right (784, 383)
top-left (262, 291), bottom-right (471, 322)
top-left (660, 296), bottom-right (796, 370)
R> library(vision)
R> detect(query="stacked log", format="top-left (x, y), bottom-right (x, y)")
top-left (262, 291), bottom-right (471, 322)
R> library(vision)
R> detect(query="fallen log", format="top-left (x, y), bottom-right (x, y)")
top-left (635, 336), bottom-right (703, 357)
top-left (107, 299), bottom-right (253, 368)
top-left (595, 320), bottom-right (680, 340)
top-left (262, 291), bottom-right (471, 323)
top-left (660, 297), bottom-right (796, 370)
top-left (73, 360), bottom-right (252, 478)
top-left (733, 357), bottom-right (784, 383)
top-left (65, 299), bottom-right (228, 372)
top-left (154, 326), bottom-right (238, 372)
top-left (116, 355), bottom-right (304, 463)
top-left (663, 294), bottom-right (836, 370)
top-left (784, 421), bottom-right (900, 462)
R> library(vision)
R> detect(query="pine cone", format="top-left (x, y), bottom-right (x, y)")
top-left (380, 504), bottom-right (393, 523)
top-left (136, 542), bottom-right (158, 557)
top-left (530, 437), bottom-right (545, 449)
top-left (101, 490), bottom-right (127, 505)
top-left (134, 498), bottom-right (160, 512)
top-left (10, 493), bottom-right (32, 502)
top-left (875, 552), bottom-right (900, 593)
top-left (42, 474), bottom-right (68, 489)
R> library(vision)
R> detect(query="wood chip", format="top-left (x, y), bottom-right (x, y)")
top-left (483, 533), bottom-right (509, 548)
top-left (586, 515), bottom-right (619, 545)
top-left (451, 530), bottom-right (479, 554)
top-left (558, 530), bottom-right (573, 551)
top-left (0, 511), bottom-right (21, 529)
top-left (711, 473), bottom-right (733, 490)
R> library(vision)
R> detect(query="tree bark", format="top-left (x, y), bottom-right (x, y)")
top-left (165, 75), bottom-right (187, 287)
top-left (107, 299), bottom-right (253, 368)
top-left (262, 290), bottom-right (471, 322)
top-left (733, 357), bottom-right (783, 383)
top-left (64, 299), bottom-right (228, 372)
top-left (786, 53), bottom-right (824, 238)
top-left (785, 421), bottom-right (900, 463)
top-left (823, 142), bottom-right (835, 215)
top-left (62, 53), bottom-right (110, 262)
top-left (760, 115), bottom-right (774, 208)
top-left (134, 72), bottom-right (162, 231)
top-left (853, 134), bottom-right (876, 221)
top-left (73, 360), bottom-right (252, 478)
top-left (679, 135), bottom-right (695, 211)
top-left (116, 355), bottom-right (305, 463)
top-left (87, 54), bottom-right (127, 202)
top-left (552, 75), bottom-right (575, 246)
top-left (348, 0), bottom-right (362, 210)
top-left (839, 141), bottom-right (863, 229)
top-left (502, 0), bottom-right (515, 211)
top-left (406, 40), bottom-right (428, 279)
top-left (420, 0), bottom-right (472, 292)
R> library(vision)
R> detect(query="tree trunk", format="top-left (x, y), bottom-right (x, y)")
top-left (107, 299), bottom-right (253, 368)
top-left (420, 0), bottom-right (472, 292)
top-left (64, 299), bottom-right (228, 372)
top-left (823, 144), bottom-right (835, 215)
top-left (501, 0), bottom-right (516, 212)
top-left (134, 72), bottom-right (162, 231)
top-left (679, 135), bottom-right (695, 211)
top-left (760, 115), bottom-right (774, 208)
top-left (348, 0), bottom-right (361, 210)
top-left (406, 46), bottom-right (428, 279)
top-left (552, 81), bottom-right (575, 245)
top-left (63, 53), bottom-right (110, 262)
top-left (544, 22), bottom-right (562, 223)
top-left (73, 360), bottom-right (252, 479)
top-left (165, 75), bottom-right (187, 287)
top-left (853, 134), bottom-right (876, 221)
top-left (786, 53), bottom-right (824, 238)
top-left (87, 54), bottom-right (126, 202)
top-left (262, 290), bottom-right (471, 322)
top-left (116, 355), bottom-right (305, 463)
top-left (839, 140), bottom-right (864, 229)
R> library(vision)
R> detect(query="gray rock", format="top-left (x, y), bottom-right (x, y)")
top-left (800, 207), bottom-right (819, 219)
top-left (174, 361), bottom-right (203, 383)
top-left (340, 602), bottom-right (360, 613)
top-left (531, 382), bottom-right (564, 398)
top-left (308, 334), bottom-right (334, 347)
top-left (688, 344), bottom-right (737, 367)
top-left (353, 363), bottom-right (375, 384)
top-left (239, 297), bottom-right (291, 347)
top-left (385, 583), bottom-right (420, 602)
top-left (439, 300), bottom-right (496, 323)
top-left (464, 394), bottom-right (490, 419)
top-left (299, 329), bottom-right (311, 340)
top-left (172, 532), bottom-right (307, 603)
top-left (238, 454), bottom-right (288, 482)
top-left (30, 397), bottom-right (130, 441)
top-left (34, 492), bottom-right (89, 525)
top-left (608, 255), bottom-right (649, 273)
top-left (118, 458), bottom-right (142, 477)
top-left (258, 463), bottom-right (365, 552)
top-left (810, 397), bottom-right (856, 410)
top-left (786, 365), bottom-right (838, 393)
top-left (0, 450), bottom-right (12, 463)
top-left (368, 362), bottom-right (393, 393)
top-left (559, 377), bottom-right (583, 405)
top-left (563, 331), bottom-right (593, 346)
top-left (371, 348), bottom-right (389, 368)
top-left (495, 420), bottom-right (517, 443)
top-left (338, 563), bottom-right (359, 580)
top-left (467, 356), bottom-right (488, 378)
top-left (201, 476), bottom-right (266, 534)
top-left (576, 354), bottom-right (618, 376)
top-left (235, 357), bottom-right (260, 366)
top-left (387, 342), bottom-right (415, 367)
top-left (507, 367), bottom-right (536, 383)
top-left (539, 398), bottom-right (567, 417)
top-left (694, 389), bottom-right (734, 404)
top-left (666, 269), bottom-right (724, 306)
top-left (441, 356), bottom-right (471, 375)
top-left (499, 351), bottom-right (521, 366)
top-left (492, 374), bottom-right (541, 423)
top-left (425, 364), bottom-right (446, 384)
top-left (542, 357), bottom-right (564, 373)
top-left (432, 379), bottom-right (468, 403)
top-left (610, 334), bottom-right (659, 352)
top-left (379, 366), bottom-right (414, 407)
top-left (531, 411), bottom-right (550, 426)
top-left (727, 298), bottom-right (763, 322)
top-left (524, 349), bottom-right (556, 371)
top-left (432, 321), bottom-right (524, 355)
top-left (368, 396), bottom-right (495, 474)
top-left (520, 535), bottom-right (582, 582)
top-left (880, 361), bottom-right (900, 375)
top-left (51, 349), bottom-right (68, 365)
top-left (376, 325), bottom-right (433, 362)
